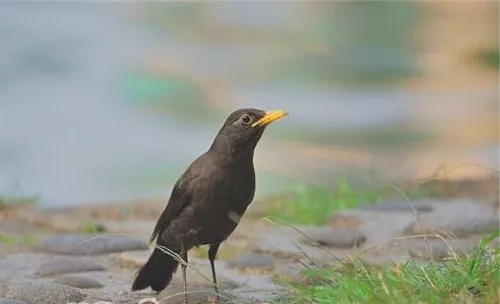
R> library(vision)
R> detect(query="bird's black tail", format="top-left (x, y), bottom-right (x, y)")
top-left (131, 239), bottom-right (180, 292)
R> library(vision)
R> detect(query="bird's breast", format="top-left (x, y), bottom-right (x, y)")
top-left (160, 161), bottom-right (256, 247)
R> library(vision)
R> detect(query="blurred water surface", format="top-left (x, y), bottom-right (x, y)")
top-left (0, 2), bottom-right (497, 207)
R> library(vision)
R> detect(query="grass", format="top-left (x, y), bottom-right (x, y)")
top-left (0, 233), bottom-right (36, 248)
top-left (78, 222), bottom-right (107, 234)
top-left (277, 232), bottom-right (500, 304)
top-left (265, 180), bottom-right (430, 226)
top-left (0, 194), bottom-right (40, 210)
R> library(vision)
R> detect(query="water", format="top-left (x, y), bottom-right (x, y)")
top-left (0, 3), bottom-right (497, 207)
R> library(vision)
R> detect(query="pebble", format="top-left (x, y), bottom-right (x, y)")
top-left (0, 299), bottom-right (27, 304)
top-left (33, 234), bottom-right (148, 255)
top-left (53, 275), bottom-right (104, 289)
top-left (297, 226), bottom-right (366, 248)
top-left (326, 214), bottom-right (362, 228)
top-left (403, 199), bottom-right (499, 238)
top-left (35, 256), bottom-right (105, 277)
top-left (360, 200), bottom-right (433, 213)
top-left (138, 299), bottom-right (160, 304)
top-left (7, 283), bottom-right (85, 304)
top-left (226, 253), bottom-right (274, 271)
top-left (113, 250), bottom-right (150, 269)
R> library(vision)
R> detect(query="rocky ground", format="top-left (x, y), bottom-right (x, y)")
top-left (0, 179), bottom-right (498, 304)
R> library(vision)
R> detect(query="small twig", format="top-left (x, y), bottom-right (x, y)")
top-left (154, 243), bottom-right (213, 285)
top-left (414, 162), bottom-right (499, 186)
top-left (261, 217), bottom-right (318, 266)
top-left (281, 220), bottom-right (345, 262)
top-left (389, 184), bottom-right (432, 259)
top-left (74, 233), bottom-right (217, 289)
top-left (262, 217), bottom-right (344, 267)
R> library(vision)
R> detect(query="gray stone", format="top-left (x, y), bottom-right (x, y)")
top-left (272, 262), bottom-right (326, 286)
top-left (326, 209), bottom-right (417, 245)
top-left (8, 283), bottom-right (85, 304)
top-left (35, 256), bottom-right (105, 277)
top-left (0, 254), bottom-right (44, 281)
top-left (407, 238), bottom-right (475, 260)
top-left (53, 275), bottom-right (104, 289)
top-left (297, 226), bottom-right (366, 248)
top-left (360, 200), bottom-right (433, 213)
top-left (358, 251), bottom-right (411, 266)
top-left (33, 234), bottom-right (148, 255)
top-left (403, 199), bottom-right (499, 238)
top-left (233, 288), bottom-right (290, 303)
top-left (487, 236), bottom-right (500, 249)
top-left (226, 253), bottom-right (274, 271)
top-left (0, 299), bottom-right (27, 304)
top-left (253, 227), bottom-right (348, 262)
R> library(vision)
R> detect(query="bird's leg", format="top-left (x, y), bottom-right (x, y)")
top-left (208, 243), bottom-right (221, 303)
top-left (180, 244), bottom-right (189, 304)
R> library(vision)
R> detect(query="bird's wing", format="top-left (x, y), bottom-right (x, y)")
top-left (149, 169), bottom-right (194, 243)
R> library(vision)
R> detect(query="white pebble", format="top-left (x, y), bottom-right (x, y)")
top-left (138, 298), bottom-right (160, 304)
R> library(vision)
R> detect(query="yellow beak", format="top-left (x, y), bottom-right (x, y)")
top-left (252, 110), bottom-right (288, 128)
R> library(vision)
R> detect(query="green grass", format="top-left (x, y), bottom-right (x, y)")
top-left (277, 232), bottom-right (500, 304)
top-left (265, 180), bottom-right (430, 226)
top-left (266, 180), bottom-right (379, 225)
top-left (77, 222), bottom-right (107, 234)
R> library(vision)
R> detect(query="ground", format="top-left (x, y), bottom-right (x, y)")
top-left (0, 176), bottom-right (498, 304)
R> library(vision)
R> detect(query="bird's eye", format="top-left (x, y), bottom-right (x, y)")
top-left (240, 114), bottom-right (252, 126)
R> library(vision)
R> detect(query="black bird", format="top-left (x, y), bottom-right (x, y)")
top-left (131, 108), bottom-right (288, 303)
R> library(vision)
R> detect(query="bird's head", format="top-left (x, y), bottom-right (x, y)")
top-left (209, 108), bottom-right (288, 160)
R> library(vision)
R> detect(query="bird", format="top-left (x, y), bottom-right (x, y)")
top-left (131, 108), bottom-right (288, 304)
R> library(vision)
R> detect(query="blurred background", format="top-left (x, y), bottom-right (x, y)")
top-left (0, 2), bottom-right (498, 207)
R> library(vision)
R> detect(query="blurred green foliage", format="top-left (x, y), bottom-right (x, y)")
top-left (265, 180), bottom-right (433, 226)
top-left (0, 194), bottom-right (39, 210)
top-left (271, 125), bottom-right (436, 148)
top-left (78, 223), bottom-right (107, 234)
top-left (0, 233), bottom-right (36, 247)
top-left (119, 70), bottom-right (220, 123)
top-left (266, 180), bottom-right (378, 225)
top-left (475, 48), bottom-right (499, 70)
